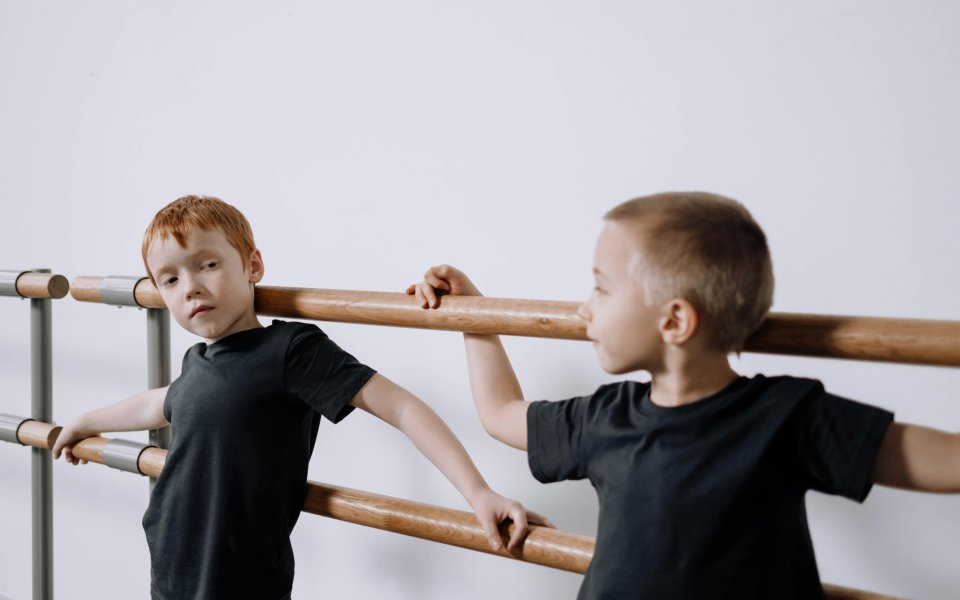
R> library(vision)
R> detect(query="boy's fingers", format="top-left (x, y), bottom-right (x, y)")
top-left (526, 510), bottom-right (555, 529)
top-left (424, 274), bottom-right (451, 295)
top-left (421, 283), bottom-right (437, 308)
top-left (424, 272), bottom-right (450, 289)
top-left (432, 264), bottom-right (461, 281)
top-left (429, 264), bottom-right (451, 278)
top-left (506, 506), bottom-right (529, 550)
top-left (478, 515), bottom-right (503, 552)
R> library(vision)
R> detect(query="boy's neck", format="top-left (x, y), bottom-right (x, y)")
top-left (204, 315), bottom-right (264, 345)
top-left (648, 350), bottom-right (739, 408)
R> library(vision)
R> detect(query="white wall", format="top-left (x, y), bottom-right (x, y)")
top-left (1, 1), bottom-right (958, 598)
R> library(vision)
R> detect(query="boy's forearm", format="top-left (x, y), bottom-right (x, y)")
top-left (396, 398), bottom-right (492, 502)
top-left (75, 387), bottom-right (169, 435)
top-left (872, 422), bottom-right (960, 493)
top-left (352, 375), bottom-right (491, 501)
top-left (463, 333), bottom-right (528, 450)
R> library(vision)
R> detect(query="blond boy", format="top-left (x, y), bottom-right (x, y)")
top-left (53, 195), bottom-right (541, 600)
top-left (409, 192), bottom-right (960, 599)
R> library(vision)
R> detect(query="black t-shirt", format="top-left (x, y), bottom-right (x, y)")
top-left (142, 320), bottom-right (376, 600)
top-left (527, 375), bottom-right (894, 600)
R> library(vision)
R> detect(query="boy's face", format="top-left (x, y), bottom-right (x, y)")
top-left (146, 228), bottom-right (264, 343)
top-left (579, 221), bottom-right (665, 375)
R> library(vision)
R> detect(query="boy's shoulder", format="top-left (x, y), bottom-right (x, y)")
top-left (581, 375), bottom-right (824, 401)
top-left (573, 375), bottom-right (827, 420)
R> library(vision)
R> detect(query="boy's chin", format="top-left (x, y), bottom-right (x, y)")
top-left (596, 352), bottom-right (646, 376)
top-left (596, 355), bottom-right (630, 375)
top-left (174, 320), bottom-right (217, 341)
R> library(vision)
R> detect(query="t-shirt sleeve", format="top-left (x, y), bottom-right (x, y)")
top-left (794, 385), bottom-right (894, 502)
top-left (162, 376), bottom-right (181, 423)
top-left (527, 397), bottom-right (589, 483)
top-left (284, 325), bottom-right (377, 424)
top-left (163, 345), bottom-right (198, 422)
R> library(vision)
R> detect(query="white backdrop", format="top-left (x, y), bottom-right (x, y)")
top-left (1, 1), bottom-right (958, 598)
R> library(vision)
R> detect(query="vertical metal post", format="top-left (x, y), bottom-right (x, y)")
top-left (147, 307), bottom-right (170, 492)
top-left (31, 269), bottom-right (53, 600)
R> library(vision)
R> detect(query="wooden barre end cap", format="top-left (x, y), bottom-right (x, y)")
top-left (47, 274), bottom-right (69, 299)
top-left (15, 273), bottom-right (70, 299)
top-left (17, 420), bottom-right (62, 449)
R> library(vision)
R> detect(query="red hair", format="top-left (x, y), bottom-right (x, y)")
top-left (142, 195), bottom-right (256, 284)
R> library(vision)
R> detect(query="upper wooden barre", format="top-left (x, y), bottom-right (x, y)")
top-left (70, 276), bottom-right (960, 367)
top-left (9, 420), bottom-right (900, 598)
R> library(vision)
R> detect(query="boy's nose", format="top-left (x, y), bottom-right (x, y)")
top-left (182, 275), bottom-right (203, 299)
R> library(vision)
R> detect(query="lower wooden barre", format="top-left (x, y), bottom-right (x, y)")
top-left (302, 480), bottom-right (594, 572)
top-left (10, 420), bottom-right (902, 598)
top-left (823, 584), bottom-right (902, 600)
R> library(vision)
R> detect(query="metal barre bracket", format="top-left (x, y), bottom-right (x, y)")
top-left (0, 270), bottom-right (26, 297)
top-left (102, 438), bottom-right (154, 475)
top-left (99, 275), bottom-right (147, 308)
top-left (0, 413), bottom-right (30, 444)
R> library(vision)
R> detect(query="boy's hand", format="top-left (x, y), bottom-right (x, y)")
top-left (467, 487), bottom-right (554, 552)
top-left (51, 420), bottom-right (97, 465)
top-left (406, 264), bottom-right (482, 309)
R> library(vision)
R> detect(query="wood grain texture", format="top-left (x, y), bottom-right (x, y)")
top-left (747, 313), bottom-right (960, 367)
top-left (255, 286), bottom-right (586, 340)
top-left (69, 275), bottom-right (105, 302)
top-left (69, 276), bottom-right (960, 367)
top-left (303, 481), bottom-right (595, 573)
top-left (16, 420), bottom-right (62, 448)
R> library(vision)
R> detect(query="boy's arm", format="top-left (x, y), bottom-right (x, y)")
top-left (871, 422), bottom-right (960, 493)
top-left (407, 265), bottom-right (530, 451)
top-left (52, 386), bottom-right (170, 465)
top-left (350, 373), bottom-right (547, 551)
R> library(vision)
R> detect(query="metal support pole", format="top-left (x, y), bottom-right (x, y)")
top-left (146, 307), bottom-right (170, 491)
top-left (31, 269), bottom-right (54, 600)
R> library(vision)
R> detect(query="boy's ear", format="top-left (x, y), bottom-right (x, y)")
top-left (248, 249), bottom-right (265, 284)
top-left (658, 298), bottom-right (698, 345)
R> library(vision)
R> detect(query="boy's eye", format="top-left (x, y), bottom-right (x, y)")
top-left (161, 277), bottom-right (178, 287)
top-left (593, 286), bottom-right (605, 295)
top-left (203, 261), bottom-right (218, 269)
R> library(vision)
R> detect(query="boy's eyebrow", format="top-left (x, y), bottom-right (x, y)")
top-left (150, 246), bottom-right (223, 274)
top-left (592, 267), bottom-right (611, 282)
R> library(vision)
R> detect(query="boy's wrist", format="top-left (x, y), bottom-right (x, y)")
top-left (462, 483), bottom-right (494, 508)
top-left (72, 414), bottom-right (96, 437)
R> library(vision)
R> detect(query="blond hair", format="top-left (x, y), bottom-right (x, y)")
top-left (604, 192), bottom-right (773, 352)
top-left (142, 195), bottom-right (256, 285)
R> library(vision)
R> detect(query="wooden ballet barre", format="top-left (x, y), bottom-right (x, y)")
top-left (70, 276), bottom-right (960, 367)
top-left (7, 420), bottom-right (592, 572)
top-left (2, 418), bottom-right (901, 599)
top-left (0, 271), bottom-right (69, 299)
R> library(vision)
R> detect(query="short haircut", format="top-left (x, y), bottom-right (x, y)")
top-left (604, 192), bottom-right (774, 353)
top-left (141, 195), bottom-right (256, 285)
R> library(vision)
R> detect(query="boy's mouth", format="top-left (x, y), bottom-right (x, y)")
top-left (191, 305), bottom-right (213, 318)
